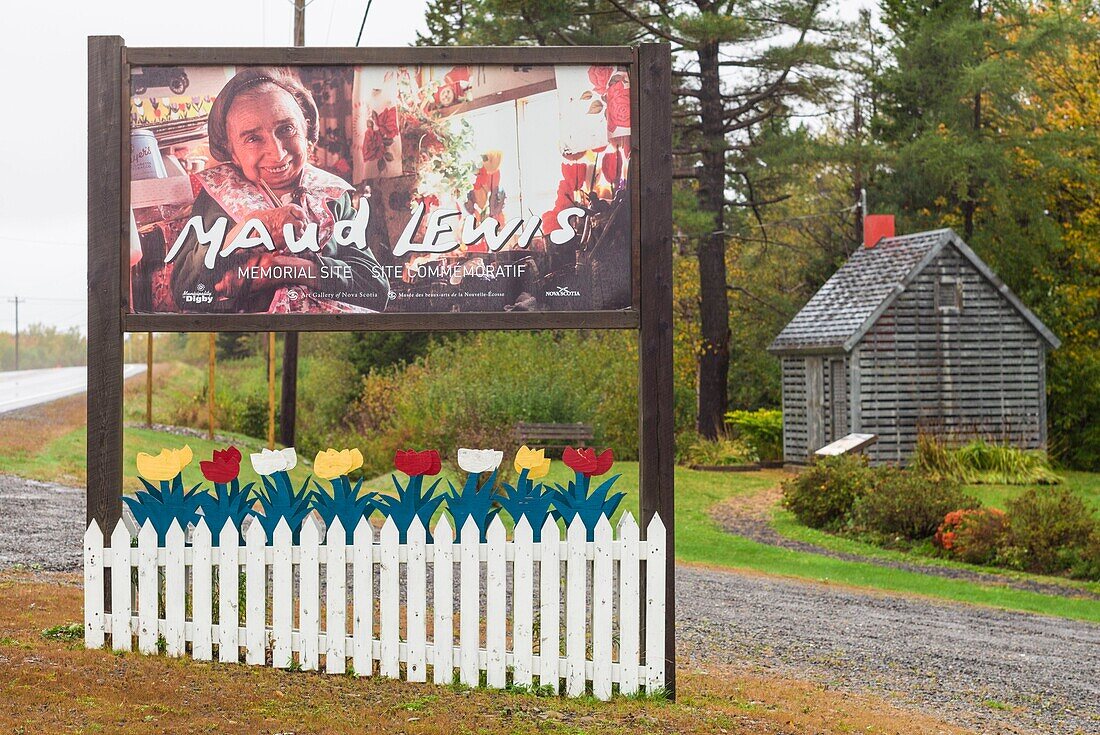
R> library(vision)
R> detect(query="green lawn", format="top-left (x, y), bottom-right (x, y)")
top-left (0, 426), bottom-right (314, 491)
top-left (965, 471), bottom-right (1100, 514)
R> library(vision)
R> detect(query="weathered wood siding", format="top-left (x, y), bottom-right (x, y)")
top-left (858, 244), bottom-right (1045, 465)
top-left (781, 357), bottom-right (808, 461)
top-left (781, 354), bottom-right (849, 462)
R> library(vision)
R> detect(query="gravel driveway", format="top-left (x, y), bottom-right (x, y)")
top-left (3, 473), bottom-right (1098, 734)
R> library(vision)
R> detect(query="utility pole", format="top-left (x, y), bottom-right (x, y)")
top-left (280, 0), bottom-right (306, 447)
top-left (8, 296), bottom-right (19, 371)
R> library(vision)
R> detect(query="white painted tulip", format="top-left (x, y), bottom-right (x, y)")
top-left (457, 448), bottom-right (504, 474)
top-left (250, 447), bottom-right (298, 475)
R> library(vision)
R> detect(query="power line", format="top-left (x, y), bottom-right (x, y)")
top-left (355, 0), bottom-right (375, 46)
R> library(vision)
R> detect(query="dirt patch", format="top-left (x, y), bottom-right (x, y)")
top-left (0, 571), bottom-right (976, 735)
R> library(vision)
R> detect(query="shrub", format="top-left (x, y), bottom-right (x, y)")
top-left (681, 434), bottom-right (757, 466)
top-left (345, 331), bottom-right (696, 477)
top-left (912, 434), bottom-right (1062, 485)
top-left (724, 409), bottom-right (783, 462)
top-left (781, 455), bottom-right (874, 531)
top-left (1069, 529), bottom-right (1100, 582)
top-left (853, 469), bottom-right (978, 541)
top-left (1004, 487), bottom-right (1097, 575)
top-left (935, 508), bottom-right (1009, 565)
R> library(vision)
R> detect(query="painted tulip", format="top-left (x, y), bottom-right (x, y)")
top-left (199, 446), bottom-right (241, 483)
top-left (394, 449), bottom-right (441, 477)
top-left (314, 448), bottom-right (364, 480)
top-left (514, 445), bottom-right (551, 479)
top-left (457, 448), bottom-right (504, 474)
top-left (250, 447), bottom-right (297, 476)
top-left (562, 447), bottom-right (614, 477)
top-left (136, 445), bottom-right (193, 482)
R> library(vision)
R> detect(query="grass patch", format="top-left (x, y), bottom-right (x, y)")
top-left (964, 471), bottom-right (1100, 515)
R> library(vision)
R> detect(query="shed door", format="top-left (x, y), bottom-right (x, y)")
top-left (830, 358), bottom-right (846, 442)
top-left (806, 357), bottom-right (825, 454)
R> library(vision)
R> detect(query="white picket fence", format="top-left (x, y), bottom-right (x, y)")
top-left (83, 512), bottom-right (666, 698)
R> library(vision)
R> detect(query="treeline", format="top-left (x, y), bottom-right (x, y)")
top-left (0, 325), bottom-right (86, 370)
top-left (413, 0), bottom-right (1100, 469)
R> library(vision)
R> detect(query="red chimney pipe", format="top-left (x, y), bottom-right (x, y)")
top-left (863, 214), bottom-right (895, 248)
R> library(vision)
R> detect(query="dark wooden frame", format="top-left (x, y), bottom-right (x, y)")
top-left (89, 37), bottom-right (674, 694)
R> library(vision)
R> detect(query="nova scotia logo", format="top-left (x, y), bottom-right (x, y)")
top-left (544, 285), bottom-right (581, 297)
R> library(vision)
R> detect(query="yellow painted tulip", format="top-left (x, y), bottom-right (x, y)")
top-left (313, 448), bottom-right (364, 480)
top-left (514, 445), bottom-right (551, 479)
top-left (136, 445), bottom-right (193, 482)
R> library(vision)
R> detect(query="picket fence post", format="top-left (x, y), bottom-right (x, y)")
top-left (217, 520), bottom-right (239, 663)
top-left (485, 516), bottom-right (507, 688)
top-left (164, 521), bottom-right (186, 657)
top-left (459, 516), bottom-right (480, 687)
top-left (406, 517), bottom-right (427, 682)
top-left (83, 521), bottom-right (105, 649)
top-left (191, 519), bottom-right (213, 660)
top-left (511, 516), bottom-right (534, 688)
top-left (352, 517), bottom-right (374, 677)
top-left (136, 521), bottom-right (158, 655)
top-left (432, 515), bottom-right (454, 685)
top-left (645, 513), bottom-right (667, 691)
top-left (617, 512), bottom-right (640, 695)
top-left (272, 518), bottom-right (293, 669)
top-left (565, 517), bottom-right (587, 696)
top-left (592, 515), bottom-right (613, 700)
top-left (379, 517), bottom-right (400, 678)
top-left (538, 515), bottom-right (560, 693)
top-left (109, 520), bottom-right (131, 652)
top-left (326, 517), bottom-right (348, 675)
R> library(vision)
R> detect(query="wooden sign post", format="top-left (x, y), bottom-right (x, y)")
top-left (88, 37), bottom-right (674, 693)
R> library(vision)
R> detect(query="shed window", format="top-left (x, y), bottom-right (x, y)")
top-left (936, 277), bottom-right (962, 313)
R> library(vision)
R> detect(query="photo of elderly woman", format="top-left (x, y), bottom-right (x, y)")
top-left (128, 62), bottom-right (632, 315)
top-left (166, 67), bottom-right (389, 313)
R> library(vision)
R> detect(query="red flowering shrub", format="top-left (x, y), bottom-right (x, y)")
top-left (935, 508), bottom-right (1008, 565)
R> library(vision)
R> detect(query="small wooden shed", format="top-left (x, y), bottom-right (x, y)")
top-left (768, 228), bottom-right (1060, 465)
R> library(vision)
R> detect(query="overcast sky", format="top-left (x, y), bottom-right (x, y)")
top-left (0, 0), bottom-right (428, 333)
top-left (0, 0), bottom-right (871, 334)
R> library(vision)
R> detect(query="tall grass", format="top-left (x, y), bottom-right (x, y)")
top-left (913, 434), bottom-right (1062, 485)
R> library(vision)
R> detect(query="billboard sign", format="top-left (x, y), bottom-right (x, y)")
top-left (128, 62), bottom-right (633, 316)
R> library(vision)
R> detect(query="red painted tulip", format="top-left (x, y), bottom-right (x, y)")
top-left (394, 449), bottom-right (442, 477)
top-left (562, 447), bottom-right (614, 477)
top-left (200, 446), bottom-right (242, 484)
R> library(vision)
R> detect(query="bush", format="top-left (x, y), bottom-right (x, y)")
top-left (345, 331), bottom-right (697, 476)
top-left (912, 434), bottom-right (1062, 485)
top-left (681, 434), bottom-right (757, 466)
top-left (935, 508), bottom-right (1009, 565)
top-left (725, 409), bottom-right (783, 462)
top-left (781, 455), bottom-right (874, 531)
top-left (1069, 529), bottom-right (1100, 581)
top-left (852, 469), bottom-right (978, 542)
top-left (1004, 487), bottom-right (1097, 576)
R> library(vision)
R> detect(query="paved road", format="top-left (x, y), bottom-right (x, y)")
top-left (0, 365), bottom-right (145, 414)
top-left (1, 473), bottom-right (1097, 735)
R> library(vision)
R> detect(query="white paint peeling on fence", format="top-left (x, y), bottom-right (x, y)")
top-left (83, 511), bottom-right (667, 699)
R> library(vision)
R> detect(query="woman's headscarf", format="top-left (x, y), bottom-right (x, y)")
top-left (207, 67), bottom-right (319, 163)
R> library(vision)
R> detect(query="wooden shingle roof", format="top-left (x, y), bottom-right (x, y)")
top-left (768, 228), bottom-right (1060, 354)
